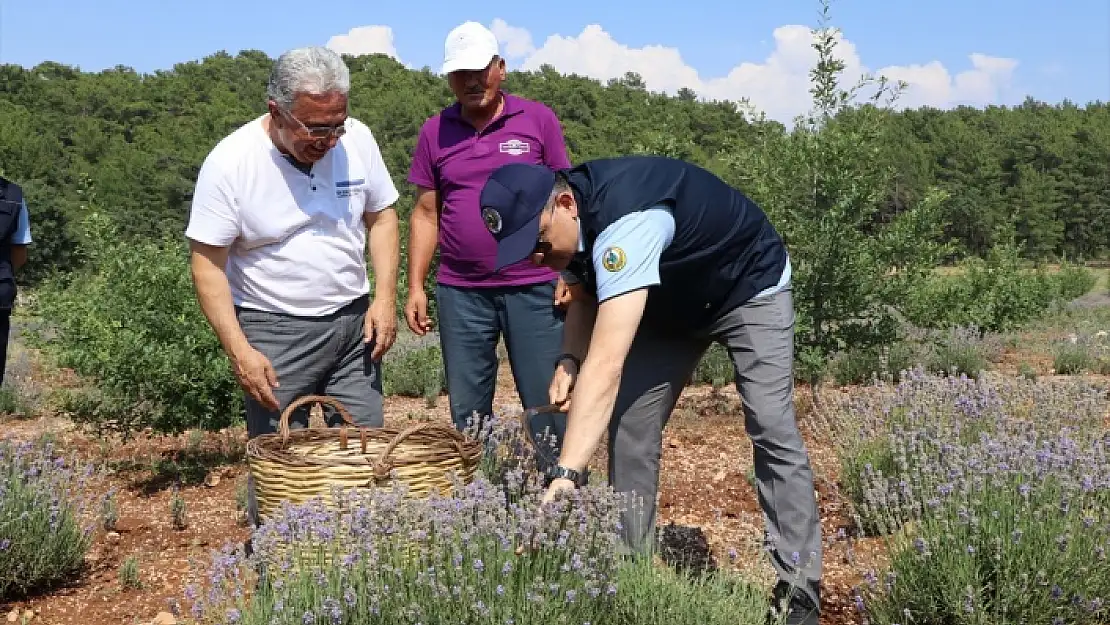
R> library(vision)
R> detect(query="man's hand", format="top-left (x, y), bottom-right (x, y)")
top-left (232, 347), bottom-right (280, 411)
top-left (404, 289), bottom-right (434, 335)
top-left (548, 358), bottom-right (578, 412)
top-left (554, 276), bottom-right (574, 309)
top-left (542, 477), bottom-right (577, 505)
top-left (366, 297), bottom-right (397, 361)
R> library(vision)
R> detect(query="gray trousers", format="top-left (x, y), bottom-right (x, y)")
top-left (610, 286), bottom-right (821, 606)
top-left (236, 295), bottom-right (384, 526)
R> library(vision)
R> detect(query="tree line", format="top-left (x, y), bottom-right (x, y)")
top-left (7, 8), bottom-right (1104, 435)
top-left (0, 50), bottom-right (1107, 289)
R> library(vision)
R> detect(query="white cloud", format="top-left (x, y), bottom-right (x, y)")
top-left (326, 25), bottom-right (401, 61)
top-left (486, 20), bottom-right (1019, 124)
top-left (489, 18), bottom-right (534, 60)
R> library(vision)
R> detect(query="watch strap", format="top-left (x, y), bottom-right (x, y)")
top-left (547, 464), bottom-right (585, 486)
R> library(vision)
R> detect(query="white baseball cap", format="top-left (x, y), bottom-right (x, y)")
top-left (441, 21), bottom-right (499, 74)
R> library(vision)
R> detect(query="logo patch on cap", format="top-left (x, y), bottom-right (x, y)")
top-left (481, 207), bottom-right (502, 234)
top-left (601, 246), bottom-right (627, 272)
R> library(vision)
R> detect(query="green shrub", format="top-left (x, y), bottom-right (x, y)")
top-left (0, 437), bottom-right (96, 600)
top-left (904, 247), bottom-right (1100, 336)
top-left (382, 332), bottom-right (446, 403)
top-left (612, 557), bottom-right (774, 625)
top-left (903, 244), bottom-right (1061, 334)
top-left (727, 0), bottom-right (948, 374)
top-left (690, 344), bottom-right (734, 388)
top-left (1053, 341), bottom-right (1094, 375)
top-left (1054, 261), bottom-right (1097, 300)
top-left (30, 209), bottom-right (242, 436)
top-left (923, 325), bottom-right (1003, 379)
top-left (827, 340), bottom-right (921, 386)
top-left (1052, 331), bottom-right (1110, 375)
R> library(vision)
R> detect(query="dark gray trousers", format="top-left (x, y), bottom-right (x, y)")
top-left (236, 295), bottom-right (383, 526)
top-left (609, 286), bottom-right (821, 606)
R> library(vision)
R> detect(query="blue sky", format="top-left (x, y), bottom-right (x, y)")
top-left (1, 0), bottom-right (1106, 122)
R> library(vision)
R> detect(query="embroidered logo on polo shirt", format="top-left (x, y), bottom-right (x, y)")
top-left (499, 139), bottom-right (530, 156)
top-left (601, 247), bottom-right (626, 272)
top-left (482, 207), bottom-right (503, 234)
top-left (335, 178), bottom-right (365, 198)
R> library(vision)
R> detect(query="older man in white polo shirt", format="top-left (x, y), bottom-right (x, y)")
top-left (186, 46), bottom-right (401, 523)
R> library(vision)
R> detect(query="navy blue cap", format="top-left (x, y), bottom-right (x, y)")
top-left (479, 163), bottom-right (557, 270)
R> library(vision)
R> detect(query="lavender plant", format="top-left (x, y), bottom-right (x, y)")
top-left (822, 367), bottom-right (1110, 623)
top-left (188, 469), bottom-right (629, 625)
top-left (828, 366), bottom-right (1108, 535)
top-left (854, 439), bottom-right (1110, 624)
top-left (0, 349), bottom-right (45, 418)
top-left (0, 437), bottom-right (97, 600)
top-left (923, 324), bottom-right (1004, 378)
top-left (1053, 331), bottom-right (1110, 375)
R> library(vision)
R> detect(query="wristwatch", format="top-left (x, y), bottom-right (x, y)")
top-left (546, 464), bottom-right (586, 486)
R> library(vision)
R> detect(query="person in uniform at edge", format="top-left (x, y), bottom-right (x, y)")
top-left (477, 156), bottom-right (822, 625)
top-left (405, 21), bottom-right (575, 433)
top-left (0, 176), bottom-right (32, 387)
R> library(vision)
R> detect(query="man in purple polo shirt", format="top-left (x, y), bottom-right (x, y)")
top-left (405, 21), bottom-right (574, 431)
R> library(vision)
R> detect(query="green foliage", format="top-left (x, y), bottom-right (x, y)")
top-left (381, 333), bottom-right (446, 404)
top-left (1054, 261), bottom-right (1098, 299)
top-left (903, 244), bottom-right (1096, 334)
top-left (28, 181), bottom-right (242, 436)
top-left (1052, 332), bottom-right (1110, 375)
top-left (826, 341), bottom-right (920, 386)
top-left (0, 437), bottom-right (96, 601)
top-left (729, 0), bottom-right (949, 376)
top-left (118, 555), bottom-right (142, 590)
top-left (610, 558), bottom-right (774, 625)
top-left (689, 344), bottom-right (734, 389)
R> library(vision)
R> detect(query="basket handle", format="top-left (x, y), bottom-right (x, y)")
top-left (371, 421), bottom-right (475, 479)
top-left (279, 394), bottom-right (357, 442)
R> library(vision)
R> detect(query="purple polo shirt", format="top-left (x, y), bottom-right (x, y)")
top-left (408, 92), bottom-right (572, 287)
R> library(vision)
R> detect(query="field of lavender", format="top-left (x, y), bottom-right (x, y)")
top-left (2, 298), bottom-right (1109, 624)
top-left (823, 358), bottom-right (1110, 623)
top-left (180, 319), bottom-right (1110, 624)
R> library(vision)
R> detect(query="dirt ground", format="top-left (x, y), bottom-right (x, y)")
top-left (0, 330), bottom-right (1089, 625)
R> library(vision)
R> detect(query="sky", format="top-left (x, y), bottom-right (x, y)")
top-left (1, 0), bottom-right (1107, 124)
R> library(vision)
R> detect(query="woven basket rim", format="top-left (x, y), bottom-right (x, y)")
top-left (246, 394), bottom-right (483, 479)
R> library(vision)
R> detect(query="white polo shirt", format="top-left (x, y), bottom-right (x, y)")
top-left (186, 115), bottom-right (400, 317)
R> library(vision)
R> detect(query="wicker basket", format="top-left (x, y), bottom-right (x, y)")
top-left (246, 394), bottom-right (483, 523)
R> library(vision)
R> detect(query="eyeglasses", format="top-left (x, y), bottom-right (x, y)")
top-left (281, 108), bottom-right (347, 140)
